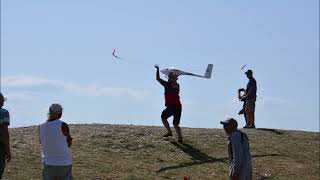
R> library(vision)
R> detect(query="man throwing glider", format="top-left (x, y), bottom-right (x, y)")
top-left (155, 65), bottom-right (183, 143)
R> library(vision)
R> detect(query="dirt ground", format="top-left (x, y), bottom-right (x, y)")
top-left (3, 124), bottom-right (320, 179)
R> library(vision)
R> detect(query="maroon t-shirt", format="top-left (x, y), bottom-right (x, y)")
top-left (159, 79), bottom-right (181, 107)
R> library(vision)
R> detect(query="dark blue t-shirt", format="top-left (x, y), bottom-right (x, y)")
top-left (246, 78), bottom-right (257, 100)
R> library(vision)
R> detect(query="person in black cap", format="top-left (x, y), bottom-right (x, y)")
top-left (220, 118), bottom-right (252, 180)
top-left (0, 93), bottom-right (11, 179)
top-left (238, 70), bottom-right (257, 128)
top-left (155, 65), bottom-right (183, 143)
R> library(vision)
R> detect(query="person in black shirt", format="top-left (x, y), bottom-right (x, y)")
top-left (239, 70), bottom-right (257, 128)
top-left (155, 65), bottom-right (183, 143)
top-left (0, 93), bottom-right (11, 179)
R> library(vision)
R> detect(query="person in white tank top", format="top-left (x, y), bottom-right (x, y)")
top-left (39, 104), bottom-right (73, 180)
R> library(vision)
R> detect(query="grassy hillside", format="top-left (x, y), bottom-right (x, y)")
top-left (3, 124), bottom-right (320, 179)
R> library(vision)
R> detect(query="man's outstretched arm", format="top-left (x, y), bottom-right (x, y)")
top-left (155, 65), bottom-right (161, 81)
top-left (155, 65), bottom-right (166, 86)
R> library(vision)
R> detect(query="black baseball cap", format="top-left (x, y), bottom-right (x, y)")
top-left (245, 70), bottom-right (253, 75)
top-left (220, 118), bottom-right (238, 128)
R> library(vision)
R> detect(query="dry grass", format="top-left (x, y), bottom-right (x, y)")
top-left (3, 124), bottom-right (320, 179)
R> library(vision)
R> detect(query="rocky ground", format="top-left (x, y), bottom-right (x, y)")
top-left (3, 124), bottom-right (320, 179)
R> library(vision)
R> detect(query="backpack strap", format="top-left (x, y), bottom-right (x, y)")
top-left (240, 131), bottom-right (249, 144)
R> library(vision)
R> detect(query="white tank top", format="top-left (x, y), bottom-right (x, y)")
top-left (39, 119), bottom-right (72, 166)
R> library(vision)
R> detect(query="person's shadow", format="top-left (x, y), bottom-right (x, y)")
top-left (256, 128), bottom-right (285, 135)
top-left (156, 141), bottom-right (285, 173)
top-left (156, 141), bottom-right (228, 173)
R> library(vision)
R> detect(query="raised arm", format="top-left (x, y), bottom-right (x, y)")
top-left (155, 65), bottom-right (167, 87)
top-left (155, 65), bottom-right (161, 81)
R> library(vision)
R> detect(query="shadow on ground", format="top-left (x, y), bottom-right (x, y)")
top-left (156, 141), bottom-right (286, 173)
top-left (256, 128), bottom-right (285, 135)
top-left (156, 141), bottom-right (228, 173)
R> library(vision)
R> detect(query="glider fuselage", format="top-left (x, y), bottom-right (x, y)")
top-left (160, 64), bottom-right (213, 79)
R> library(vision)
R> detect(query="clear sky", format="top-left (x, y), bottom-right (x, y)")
top-left (1, 0), bottom-right (319, 132)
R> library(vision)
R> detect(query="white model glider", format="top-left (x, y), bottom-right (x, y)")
top-left (158, 64), bottom-right (213, 79)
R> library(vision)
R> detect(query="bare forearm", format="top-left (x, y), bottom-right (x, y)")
top-left (67, 135), bottom-right (73, 147)
top-left (242, 88), bottom-right (253, 100)
top-left (238, 92), bottom-right (242, 99)
top-left (156, 67), bottom-right (162, 82)
top-left (246, 88), bottom-right (253, 97)
top-left (156, 69), bottom-right (160, 80)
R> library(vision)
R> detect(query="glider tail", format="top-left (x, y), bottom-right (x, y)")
top-left (204, 64), bottom-right (213, 79)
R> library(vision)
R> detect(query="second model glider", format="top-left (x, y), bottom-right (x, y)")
top-left (157, 64), bottom-right (213, 79)
top-left (112, 49), bottom-right (120, 59)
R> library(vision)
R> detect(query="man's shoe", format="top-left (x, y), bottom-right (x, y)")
top-left (163, 133), bottom-right (173, 137)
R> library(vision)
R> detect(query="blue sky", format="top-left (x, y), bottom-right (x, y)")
top-left (1, 0), bottom-right (319, 132)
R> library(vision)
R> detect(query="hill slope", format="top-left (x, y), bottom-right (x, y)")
top-left (3, 124), bottom-right (320, 179)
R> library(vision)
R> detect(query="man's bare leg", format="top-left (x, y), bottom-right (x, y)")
top-left (162, 119), bottom-right (172, 136)
top-left (174, 124), bottom-right (182, 143)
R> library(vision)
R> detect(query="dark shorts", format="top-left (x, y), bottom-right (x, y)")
top-left (161, 106), bottom-right (182, 125)
top-left (42, 163), bottom-right (73, 180)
